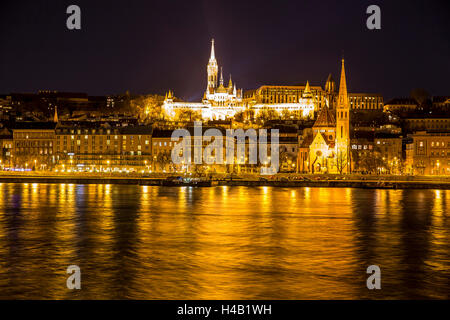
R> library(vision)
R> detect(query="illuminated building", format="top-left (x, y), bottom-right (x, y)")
top-left (349, 93), bottom-right (383, 110)
top-left (54, 124), bottom-right (152, 172)
top-left (12, 122), bottom-right (57, 169)
top-left (162, 39), bottom-right (245, 121)
top-left (374, 134), bottom-right (403, 172)
top-left (243, 82), bottom-right (319, 118)
top-left (308, 106), bottom-right (336, 173)
top-left (404, 117), bottom-right (450, 132)
top-left (297, 58), bottom-right (351, 174)
top-left (0, 128), bottom-right (13, 168)
top-left (350, 136), bottom-right (375, 173)
top-left (411, 131), bottom-right (450, 175)
top-left (383, 98), bottom-right (417, 112)
top-left (163, 39), bottom-right (323, 121)
top-left (432, 96), bottom-right (450, 109)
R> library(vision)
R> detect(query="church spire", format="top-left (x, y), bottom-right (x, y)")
top-left (53, 106), bottom-right (58, 123)
top-left (207, 38), bottom-right (218, 90)
top-left (337, 58), bottom-right (348, 108)
top-left (335, 56), bottom-right (350, 173)
top-left (220, 67), bottom-right (224, 86)
top-left (210, 39), bottom-right (216, 61)
top-left (228, 74), bottom-right (233, 88)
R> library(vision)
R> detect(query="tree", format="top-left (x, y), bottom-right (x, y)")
top-left (256, 109), bottom-right (279, 125)
top-left (410, 88), bottom-right (430, 107)
top-left (155, 150), bottom-right (172, 172)
top-left (279, 150), bottom-right (295, 172)
top-left (335, 149), bottom-right (348, 174)
top-left (358, 152), bottom-right (386, 174)
top-left (175, 109), bottom-right (202, 122)
top-left (234, 111), bottom-right (245, 123)
top-left (130, 94), bottom-right (165, 121)
top-left (280, 109), bottom-right (292, 120)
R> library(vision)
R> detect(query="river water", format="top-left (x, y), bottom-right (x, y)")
top-left (0, 183), bottom-right (448, 299)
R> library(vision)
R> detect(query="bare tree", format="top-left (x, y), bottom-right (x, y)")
top-left (335, 149), bottom-right (348, 174)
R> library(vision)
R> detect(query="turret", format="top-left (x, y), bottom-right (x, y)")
top-left (207, 39), bottom-right (218, 90)
top-left (219, 67), bottom-right (224, 86)
top-left (325, 73), bottom-right (336, 93)
top-left (302, 80), bottom-right (313, 98)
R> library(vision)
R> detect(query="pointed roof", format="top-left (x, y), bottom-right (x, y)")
top-left (311, 131), bottom-right (335, 148)
top-left (325, 73), bottom-right (336, 93)
top-left (53, 106), bottom-right (58, 123)
top-left (337, 58), bottom-right (348, 109)
top-left (219, 67), bottom-right (224, 86)
top-left (210, 39), bottom-right (216, 61)
top-left (313, 106), bottom-right (336, 128)
top-left (305, 80), bottom-right (311, 92)
top-left (228, 74), bottom-right (232, 88)
top-left (302, 81), bottom-right (313, 98)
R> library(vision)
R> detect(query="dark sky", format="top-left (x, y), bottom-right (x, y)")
top-left (0, 0), bottom-right (449, 101)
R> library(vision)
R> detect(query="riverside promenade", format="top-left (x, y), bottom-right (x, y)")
top-left (1, 172), bottom-right (450, 189)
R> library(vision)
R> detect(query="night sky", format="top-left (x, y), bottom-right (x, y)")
top-left (0, 0), bottom-right (449, 101)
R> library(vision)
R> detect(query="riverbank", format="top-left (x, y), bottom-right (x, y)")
top-left (1, 173), bottom-right (450, 189)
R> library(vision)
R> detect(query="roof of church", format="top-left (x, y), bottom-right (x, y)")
top-left (313, 107), bottom-right (335, 128)
top-left (319, 132), bottom-right (335, 148)
top-left (215, 84), bottom-right (228, 93)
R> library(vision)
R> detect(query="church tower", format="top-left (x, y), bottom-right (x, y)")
top-left (53, 106), bottom-right (58, 123)
top-left (207, 39), bottom-right (218, 91)
top-left (335, 58), bottom-right (350, 173)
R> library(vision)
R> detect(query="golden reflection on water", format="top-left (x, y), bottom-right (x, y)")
top-left (0, 184), bottom-right (449, 299)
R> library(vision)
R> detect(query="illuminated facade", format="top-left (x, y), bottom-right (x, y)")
top-left (349, 93), bottom-right (383, 110)
top-left (162, 39), bottom-right (245, 121)
top-left (335, 58), bottom-right (350, 173)
top-left (12, 122), bottom-right (56, 169)
top-left (411, 131), bottom-right (450, 175)
top-left (243, 82), bottom-right (318, 118)
top-left (162, 39), bottom-right (322, 120)
top-left (54, 124), bottom-right (152, 172)
top-left (298, 59), bottom-right (351, 174)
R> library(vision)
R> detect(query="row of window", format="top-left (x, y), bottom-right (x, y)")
top-left (15, 148), bottom-right (52, 155)
top-left (430, 141), bottom-right (450, 147)
top-left (16, 141), bottom-right (53, 147)
top-left (430, 151), bottom-right (450, 157)
top-left (14, 132), bottom-right (54, 139)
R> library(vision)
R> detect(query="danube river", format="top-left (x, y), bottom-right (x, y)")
top-left (0, 183), bottom-right (448, 299)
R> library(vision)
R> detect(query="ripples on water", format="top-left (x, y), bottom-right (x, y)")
top-left (0, 183), bottom-right (448, 299)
